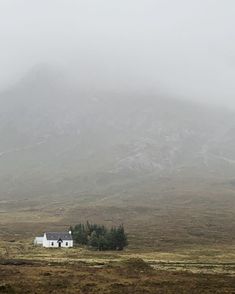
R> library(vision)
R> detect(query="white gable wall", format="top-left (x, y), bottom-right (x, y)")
top-left (34, 237), bottom-right (43, 245)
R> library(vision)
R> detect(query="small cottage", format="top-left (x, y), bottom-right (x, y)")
top-left (34, 231), bottom-right (73, 248)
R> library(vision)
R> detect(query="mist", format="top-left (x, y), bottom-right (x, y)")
top-left (0, 0), bottom-right (235, 108)
top-left (2, 2), bottom-right (235, 288)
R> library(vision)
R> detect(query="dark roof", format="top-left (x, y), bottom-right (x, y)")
top-left (45, 232), bottom-right (73, 241)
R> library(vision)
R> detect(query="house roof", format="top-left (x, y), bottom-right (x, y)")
top-left (45, 232), bottom-right (73, 241)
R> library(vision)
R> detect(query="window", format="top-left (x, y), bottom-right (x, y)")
top-left (51, 242), bottom-right (54, 246)
top-left (66, 242), bottom-right (68, 246)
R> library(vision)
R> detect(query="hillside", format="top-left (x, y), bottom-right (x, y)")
top-left (0, 67), bottom-right (235, 248)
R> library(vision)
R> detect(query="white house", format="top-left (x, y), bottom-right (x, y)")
top-left (34, 231), bottom-right (73, 248)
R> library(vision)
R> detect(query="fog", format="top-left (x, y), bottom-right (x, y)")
top-left (1, 2), bottom-right (235, 263)
top-left (0, 0), bottom-right (235, 108)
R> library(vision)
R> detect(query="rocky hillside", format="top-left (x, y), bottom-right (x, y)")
top-left (1, 67), bottom-right (235, 202)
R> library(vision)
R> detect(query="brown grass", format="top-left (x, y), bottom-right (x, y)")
top-left (0, 259), bottom-right (235, 294)
top-left (0, 192), bottom-right (235, 293)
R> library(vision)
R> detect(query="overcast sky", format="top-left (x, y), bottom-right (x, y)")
top-left (0, 0), bottom-right (235, 108)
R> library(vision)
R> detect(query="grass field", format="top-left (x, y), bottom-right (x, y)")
top-left (0, 237), bottom-right (235, 293)
top-left (0, 195), bottom-right (235, 293)
top-left (1, 258), bottom-right (235, 294)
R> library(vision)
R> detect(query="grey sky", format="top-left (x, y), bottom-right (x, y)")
top-left (0, 0), bottom-right (235, 108)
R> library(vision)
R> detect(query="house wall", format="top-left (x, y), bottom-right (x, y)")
top-left (34, 237), bottom-right (43, 245)
top-left (42, 234), bottom-right (73, 248)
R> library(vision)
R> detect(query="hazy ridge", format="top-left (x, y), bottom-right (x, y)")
top-left (1, 68), bottom-right (235, 203)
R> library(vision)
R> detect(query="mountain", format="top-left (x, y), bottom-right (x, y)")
top-left (1, 67), bottom-right (235, 203)
top-left (1, 67), bottom-right (235, 247)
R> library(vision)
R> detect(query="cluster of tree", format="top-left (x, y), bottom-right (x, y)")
top-left (70, 222), bottom-right (128, 251)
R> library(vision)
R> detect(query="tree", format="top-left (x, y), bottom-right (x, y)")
top-left (70, 222), bottom-right (128, 251)
top-left (115, 225), bottom-right (128, 250)
top-left (88, 231), bottom-right (99, 249)
top-left (73, 223), bottom-right (88, 245)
